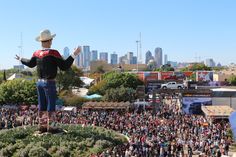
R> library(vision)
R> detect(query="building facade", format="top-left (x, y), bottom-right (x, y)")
top-left (63, 47), bottom-right (70, 59)
top-left (145, 50), bottom-right (153, 64)
top-left (110, 53), bottom-right (118, 65)
top-left (164, 54), bottom-right (168, 65)
top-left (91, 50), bottom-right (98, 61)
top-left (83, 46), bottom-right (90, 68)
top-left (154, 47), bottom-right (163, 67)
top-left (205, 58), bottom-right (216, 67)
top-left (127, 52), bottom-right (134, 64)
top-left (100, 52), bottom-right (108, 63)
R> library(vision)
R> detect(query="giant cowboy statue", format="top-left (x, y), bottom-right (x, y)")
top-left (15, 29), bottom-right (81, 133)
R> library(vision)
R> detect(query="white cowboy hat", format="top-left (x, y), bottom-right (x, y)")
top-left (35, 29), bottom-right (56, 42)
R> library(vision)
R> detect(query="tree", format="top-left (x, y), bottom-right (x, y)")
top-left (189, 63), bottom-right (212, 71)
top-left (228, 75), bottom-right (236, 85)
top-left (103, 72), bottom-right (143, 90)
top-left (154, 64), bottom-right (174, 72)
top-left (103, 86), bottom-right (135, 102)
top-left (0, 71), bottom-right (3, 84)
top-left (179, 67), bottom-right (188, 72)
top-left (88, 72), bottom-right (143, 101)
top-left (3, 70), bottom-right (6, 81)
top-left (56, 66), bottom-right (84, 91)
top-left (179, 63), bottom-right (212, 71)
top-left (0, 79), bottom-right (37, 105)
top-left (95, 65), bottom-right (105, 74)
top-left (87, 80), bottom-right (107, 95)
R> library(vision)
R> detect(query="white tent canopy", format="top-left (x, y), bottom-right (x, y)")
top-left (80, 77), bottom-right (95, 86)
top-left (134, 99), bottom-right (150, 106)
top-left (211, 88), bottom-right (236, 92)
top-left (7, 73), bottom-right (22, 80)
top-left (62, 106), bottom-right (77, 113)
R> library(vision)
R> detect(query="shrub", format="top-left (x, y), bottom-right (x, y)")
top-left (62, 95), bottom-right (88, 107)
top-left (229, 75), bottom-right (236, 85)
top-left (15, 143), bottom-right (34, 157)
top-left (84, 138), bottom-right (95, 147)
top-left (28, 146), bottom-right (50, 157)
top-left (47, 146), bottom-right (58, 155)
top-left (94, 140), bottom-right (112, 149)
top-left (54, 147), bottom-right (70, 157)
top-left (0, 142), bottom-right (6, 149)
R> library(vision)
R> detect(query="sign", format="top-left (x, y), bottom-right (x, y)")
top-left (196, 71), bottom-right (213, 82)
top-left (182, 97), bottom-right (212, 114)
top-left (229, 112), bottom-right (236, 140)
top-left (144, 72), bottom-right (159, 82)
top-left (136, 85), bottom-right (145, 99)
top-left (160, 72), bottom-right (174, 80)
top-left (146, 80), bottom-right (163, 93)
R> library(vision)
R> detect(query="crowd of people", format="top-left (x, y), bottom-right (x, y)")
top-left (87, 100), bottom-right (232, 157)
top-left (0, 107), bottom-right (38, 129)
top-left (0, 97), bottom-right (233, 157)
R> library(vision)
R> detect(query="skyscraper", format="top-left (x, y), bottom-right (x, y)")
top-left (132, 56), bottom-right (137, 65)
top-left (127, 52), bottom-right (134, 64)
top-left (78, 52), bottom-right (83, 67)
top-left (91, 50), bottom-right (98, 61)
top-left (154, 47), bottom-right (163, 67)
top-left (145, 50), bottom-right (152, 64)
top-left (100, 52), bottom-right (108, 63)
top-left (83, 46), bottom-right (90, 68)
top-left (205, 58), bottom-right (215, 67)
top-left (110, 53), bottom-right (118, 65)
top-left (74, 53), bottom-right (82, 68)
top-left (164, 54), bottom-right (168, 65)
top-left (119, 55), bottom-right (128, 64)
top-left (63, 47), bottom-right (70, 59)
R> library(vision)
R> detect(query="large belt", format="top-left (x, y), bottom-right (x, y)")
top-left (38, 79), bottom-right (55, 82)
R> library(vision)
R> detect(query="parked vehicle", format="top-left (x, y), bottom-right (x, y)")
top-left (161, 82), bottom-right (184, 89)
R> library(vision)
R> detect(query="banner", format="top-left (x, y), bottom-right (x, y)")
top-left (229, 112), bottom-right (236, 140)
top-left (196, 71), bottom-right (213, 81)
top-left (182, 97), bottom-right (212, 114)
top-left (160, 71), bottom-right (174, 80)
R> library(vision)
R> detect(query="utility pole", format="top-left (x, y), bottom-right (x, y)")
top-left (18, 32), bottom-right (23, 65)
top-left (136, 40), bottom-right (139, 72)
top-left (139, 32), bottom-right (142, 64)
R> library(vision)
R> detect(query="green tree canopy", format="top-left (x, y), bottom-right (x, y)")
top-left (103, 86), bottom-right (135, 102)
top-left (154, 64), bottom-right (174, 72)
top-left (103, 72), bottom-right (143, 89)
top-left (228, 75), bottom-right (236, 85)
top-left (180, 63), bottom-right (212, 71)
top-left (88, 72), bottom-right (143, 101)
top-left (56, 66), bottom-right (84, 91)
top-left (95, 65), bottom-right (105, 74)
top-left (87, 80), bottom-right (107, 95)
top-left (0, 79), bottom-right (37, 105)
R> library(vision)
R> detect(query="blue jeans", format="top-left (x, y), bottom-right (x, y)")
top-left (36, 80), bottom-right (57, 112)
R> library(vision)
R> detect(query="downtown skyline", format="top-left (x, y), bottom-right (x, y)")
top-left (0, 0), bottom-right (236, 69)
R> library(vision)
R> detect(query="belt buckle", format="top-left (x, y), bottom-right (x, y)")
top-left (38, 79), bottom-right (46, 82)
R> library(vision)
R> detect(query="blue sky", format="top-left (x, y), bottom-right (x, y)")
top-left (0, 0), bottom-right (236, 69)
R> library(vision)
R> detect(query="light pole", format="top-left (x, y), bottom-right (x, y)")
top-left (136, 40), bottom-right (139, 72)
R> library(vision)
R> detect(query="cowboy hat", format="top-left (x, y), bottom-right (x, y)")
top-left (35, 29), bottom-right (56, 42)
